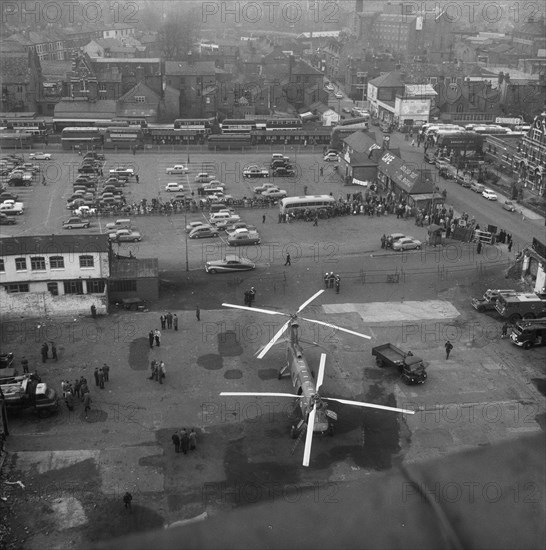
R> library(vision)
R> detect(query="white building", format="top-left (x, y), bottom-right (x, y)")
top-left (0, 235), bottom-right (110, 318)
top-left (322, 108), bottom-right (341, 126)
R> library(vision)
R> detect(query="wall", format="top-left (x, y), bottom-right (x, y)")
top-left (0, 288), bottom-right (108, 319)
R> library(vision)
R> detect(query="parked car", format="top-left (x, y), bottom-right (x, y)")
top-left (253, 183), bottom-right (278, 194)
top-left (84, 152), bottom-right (105, 161)
top-left (323, 152), bottom-right (339, 162)
top-left (392, 237), bottom-right (422, 251)
top-left (212, 215), bottom-right (242, 230)
top-left (63, 217), bottom-right (91, 229)
top-left (243, 165), bottom-right (269, 178)
top-left (385, 233), bottom-right (407, 249)
top-left (106, 218), bottom-right (132, 230)
top-left (0, 200), bottom-right (24, 215)
top-left (261, 188), bottom-right (287, 199)
top-left (189, 225), bottom-right (219, 239)
top-left (166, 164), bottom-right (188, 174)
top-left (29, 152), bottom-right (51, 160)
top-left (165, 182), bottom-right (184, 192)
top-left (0, 192), bottom-right (19, 202)
top-left (109, 167), bottom-right (134, 178)
top-left (194, 173), bottom-right (214, 183)
top-left (470, 182), bottom-right (485, 193)
top-left (108, 229), bottom-right (142, 242)
top-left (325, 83), bottom-right (334, 92)
top-left (225, 221), bottom-right (252, 235)
top-left (0, 213), bottom-right (17, 225)
top-left (22, 163), bottom-right (40, 173)
top-left (186, 221), bottom-right (208, 233)
top-left (482, 188), bottom-right (498, 201)
top-left (272, 166), bottom-right (296, 177)
top-left (73, 206), bottom-right (96, 217)
top-left (205, 255), bottom-right (256, 274)
top-left (502, 200), bottom-right (516, 212)
top-left (227, 229), bottom-right (261, 246)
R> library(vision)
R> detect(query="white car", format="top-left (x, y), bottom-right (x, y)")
top-left (29, 152), bottom-right (52, 160)
top-left (392, 237), bottom-right (422, 251)
top-left (323, 152), bottom-right (339, 162)
top-left (165, 182), bottom-right (184, 192)
top-left (261, 188), bottom-right (287, 199)
top-left (186, 221), bottom-right (207, 233)
top-left (325, 83), bottom-right (334, 92)
top-left (166, 164), bottom-right (188, 174)
top-left (482, 189), bottom-right (498, 201)
top-left (334, 91), bottom-right (343, 99)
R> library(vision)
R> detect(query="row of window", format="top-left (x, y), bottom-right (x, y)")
top-left (0, 255), bottom-right (95, 272)
top-left (4, 279), bottom-right (105, 295)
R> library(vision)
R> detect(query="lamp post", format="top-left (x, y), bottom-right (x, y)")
top-left (184, 209), bottom-right (189, 272)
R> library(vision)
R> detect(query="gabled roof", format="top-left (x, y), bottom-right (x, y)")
top-left (117, 81), bottom-right (160, 104)
top-left (291, 59), bottom-right (323, 75)
top-left (402, 84), bottom-right (438, 97)
top-left (0, 235), bottom-right (109, 256)
top-left (378, 151), bottom-right (435, 194)
top-left (368, 71), bottom-right (404, 88)
top-left (165, 60), bottom-right (217, 76)
top-left (343, 130), bottom-right (381, 152)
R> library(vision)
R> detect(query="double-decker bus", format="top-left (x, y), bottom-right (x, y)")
top-left (330, 116), bottom-right (370, 150)
top-left (279, 195), bottom-right (336, 215)
top-left (207, 134), bottom-right (252, 150)
top-left (53, 118), bottom-right (113, 132)
top-left (251, 127), bottom-right (331, 145)
top-left (103, 126), bottom-right (144, 149)
top-left (115, 118), bottom-right (148, 128)
top-left (472, 125), bottom-right (510, 135)
top-left (97, 120), bottom-right (129, 129)
top-left (220, 119), bottom-right (259, 134)
top-left (61, 127), bottom-right (103, 150)
top-left (174, 118), bottom-right (215, 134)
top-left (265, 118), bottom-right (302, 131)
top-left (0, 117), bottom-right (49, 136)
top-left (434, 131), bottom-right (485, 159)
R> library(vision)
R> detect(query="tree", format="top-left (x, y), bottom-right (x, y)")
top-left (157, 7), bottom-right (202, 60)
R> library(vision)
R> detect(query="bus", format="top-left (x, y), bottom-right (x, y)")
top-left (510, 318), bottom-right (546, 349)
top-left (103, 127), bottom-right (144, 149)
top-left (265, 118), bottom-right (302, 131)
top-left (1, 117), bottom-right (49, 136)
top-left (220, 119), bottom-right (259, 134)
top-left (174, 118), bottom-right (215, 133)
top-left (251, 127), bottom-right (331, 145)
top-left (207, 134), bottom-right (252, 150)
top-left (279, 195), bottom-right (336, 215)
top-left (53, 118), bottom-right (112, 132)
top-left (337, 116), bottom-right (370, 128)
top-left (435, 132), bottom-right (484, 159)
top-left (61, 127), bottom-right (103, 150)
top-left (98, 120), bottom-right (129, 129)
top-left (472, 125), bottom-right (510, 135)
top-left (115, 118), bottom-right (148, 128)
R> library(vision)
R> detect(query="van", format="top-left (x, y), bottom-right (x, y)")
top-left (209, 211), bottom-right (231, 223)
top-left (106, 218), bottom-right (132, 230)
top-left (271, 153), bottom-right (289, 162)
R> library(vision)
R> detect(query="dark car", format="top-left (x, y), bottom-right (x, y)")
top-left (0, 192), bottom-right (19, 202)
top-left (0, 213), bottom-right (17, 225)
top-left (205, 254), bottom-right (256, 273)
top-left (78, 166), bottom-right (100, 174)
top-left (272, 166), bottom-right (296, 177)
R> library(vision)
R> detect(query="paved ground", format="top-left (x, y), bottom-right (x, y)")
top-left (1, 146), bottom-right (545, 549)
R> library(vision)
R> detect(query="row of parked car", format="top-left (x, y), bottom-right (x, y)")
top-left (0, 155), bottom-right (31, 222)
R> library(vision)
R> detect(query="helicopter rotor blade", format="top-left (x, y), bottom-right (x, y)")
top-left (222, 303), bottom-right (288, 316)
top-left (301, 317), bottom-right (371, 340)
top-left (302, 406), bottom-right (317, 467)
top-left (297, 290), bottom-right (325, 313)
top-left (323, 397), bottom-right (415, 415)
top-left (316, 353), bottom-right (326, 390)
top-left (220, 392), bottom-right (299, 399)
top-left (256, 319), bottom-right (291, 359)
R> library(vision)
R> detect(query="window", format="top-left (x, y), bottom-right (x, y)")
top-left (0, 259), bottom-right (4, 272)
top-left (135, 96), bottom-right (145, 103)
top-left (110, 279), bottom-right (137, 292)
top-left (31, 257), bottom-right (46, 271)
top-left (4, 283), bottom-right (29, 293)
top-left (47, 282), bottom-right (59, 295)
top-left (63, 280), bottom-right (84, 294)
top-left (50, 256), bottom-right (65, 269)
top-left (87, 279), bottom-right (106, 293)
top-left (79, 255), bottom-right (94, 268)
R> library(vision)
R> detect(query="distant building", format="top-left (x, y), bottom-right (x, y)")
top-left (514, 112), bottom-right (546, 196)
top-left (116, 82), bottom-right (160, 124)
top-left (367, 71), bottom-right (405, 124)
top-left (6, 30), bottom-right (66, 61)
top-left (101, 24), bottom-right (136, 41)
top-left (0, 45), bottom-right (40, 112)
top-left (83, 38), bottom-right (138, 60)
top-left (0, 235), bottom-right (110, 318)
top-left (511, 16), bottom-right (546, 58)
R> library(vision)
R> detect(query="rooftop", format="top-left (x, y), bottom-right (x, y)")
top-left (110, 257), bottom-right (158, 279)
top-left (165, 60), bottom-right (217, 76)
top-left (368, 71), bottom-right (405, 88)
top-left (0, 235), bottom-right (109, 256)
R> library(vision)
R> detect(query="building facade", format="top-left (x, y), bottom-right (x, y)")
top-left (514, 112), bottom-right (546, 196)
top-left (0, 235), bottom-right (110, 318)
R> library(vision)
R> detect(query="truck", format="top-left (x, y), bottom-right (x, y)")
top-left (0, 377), bottom-right (59, 417)
top-left (472, 289), bottom-right (517, 313)
top-left (0, 200), bottom-right (24, 215)
top-left (371, 343), bottom-right (427, 385)
top-left (510, 318), bottom-right (546, 349)
top-left (495, 292), bottom-right (546, 322)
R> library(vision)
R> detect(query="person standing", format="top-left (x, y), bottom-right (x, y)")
top-left (160, 315), bottom-right (166, 329)
top-left (335, 275), bottom-right (341, 294)
top-left (328, 272), bottom-right (335, 289)
top-left (381, 234), bottom-right (386, 249)
top-left (196, 305), bottom-right (200, 321)
top-left (41, 342), bottom-right (49, 363)
top-left (65, 390), bottom-right (74, 412)
top-left (262, 214), bottom-right (266, 223)
top-left (94, 368), bottom-right (100, 386)
top-left (508, 240), bottom-right (513, 253)
top-left (91, 304), bottom-right (97, 318)
top-left (159, 361), bottom-right (166, 384)
top-left (324, 273), bottom-right (329, 289)
top-left (180, 429), bottom-right (189, 455)
top-left (189, 428), bottom-right (197, 451)
top-left (154, 329), bottom-right (161, 347)
top-left (102, 363), bottom-right (110, 382)
top-left (123, 492), bottom-right (132, 511)
top-left (249, 287), bottom-right (256, 306)
top-left (172, 432), bottom-right (180, 453)
top-left (285, 253), bottom-right (291, 266)
top-left (445, 340), bottom-right (453, 359)
top-left (83, 392), bottom-right (92, 419)
top-left (166, 312), bottom-right (173, 329)
top-left (50, 342), bottom-right (58, 361)
top-left (501, 323), bottom-right (509, 339)
top-left (73, 378), bottom-right (81, 399)
top-left (148, 330), bottom-right (154, 349)
top-left (149, 360), bottom-right (157, 380)
top-left (173, 314), bottom-right (178, 331)
top-left (476, 240), bottom-right (482, 254)
top-left (313, 214), bottom-right (318, 226)
top-left (80, 379), bottom-right (89, 401)
top-left (98, 368), bottom-right (105, 389)
top-left (21, 356), bottom-right (29, 374)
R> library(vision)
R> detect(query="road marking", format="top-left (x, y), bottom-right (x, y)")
top-left (323, 300), bottom-right (460, 322)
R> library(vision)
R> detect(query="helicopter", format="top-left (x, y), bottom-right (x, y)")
top-left (220, 289), bottom-right (415, 467)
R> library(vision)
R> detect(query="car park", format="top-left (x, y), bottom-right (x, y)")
top-left (482, 188), bottom-right (498, 200)
top-left (392, 237), bottom-right (422, 251)
top-left (165, 182), bottom-right (184, 192)
top-left (227, 229), bottom-right (261, 246)
top-left (189, 225), bottom-right (219, 239)
top-left (108, 229), bottom-right (142, 242)
top-left (205, 255), bottom-right (256, 274)
top-left (323, 152), bottom-right (339, 162)
top-left (502, 200), bottom-right (516, 212)
top-left (166, 164), bottom-right (188, 174)
top-left (63, 217), bottom-right (91, 229)
top-left (261, 188), bottom-right (287, 199)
